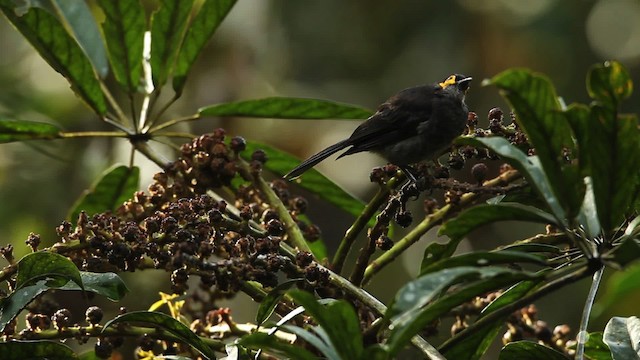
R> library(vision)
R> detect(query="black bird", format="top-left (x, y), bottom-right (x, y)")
top-left (284, 74), bottom-right (472, 182)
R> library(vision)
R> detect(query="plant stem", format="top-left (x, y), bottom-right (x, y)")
top-left (362, 169), bottom-right (521, 285)
top-left (237, 159), bottom-right (311, 253)
top-left (133, 141), bottom-right (171, 169)
top-left (332, 185), bottom-right (391, 274)
top-left (575, 265), bottom-right (604, 360)
top-left (100, 82), bottom-right (130, 127)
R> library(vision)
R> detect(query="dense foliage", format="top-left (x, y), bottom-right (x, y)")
top-left (0, 1), bottom-right (638, 359)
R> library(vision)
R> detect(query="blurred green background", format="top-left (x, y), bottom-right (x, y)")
top-left (1, 0), bottom-right (639, 352)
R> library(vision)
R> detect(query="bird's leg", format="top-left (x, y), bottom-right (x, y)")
top-left (399, 165), bottom-right (418, 184)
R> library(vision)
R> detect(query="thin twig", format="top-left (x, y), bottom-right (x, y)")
top-left (362, 169), bottom-right (521, 285)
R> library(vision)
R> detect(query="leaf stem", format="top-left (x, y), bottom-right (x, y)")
top-left (59, 131), bottom-right (128, 138)
top-left (575, 264), bottom-right (604, 360)
top-left (149, 113), bottom-right (201, 132)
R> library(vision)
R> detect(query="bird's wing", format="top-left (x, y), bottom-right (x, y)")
top-left (338, 86), bottom-right (439, 157)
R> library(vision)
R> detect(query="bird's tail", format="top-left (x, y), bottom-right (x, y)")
top-left (284, 140), bottom-right (350, 180)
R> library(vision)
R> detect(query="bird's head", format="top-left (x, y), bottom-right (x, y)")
top-left (439, 74), bottom-right (473, 93)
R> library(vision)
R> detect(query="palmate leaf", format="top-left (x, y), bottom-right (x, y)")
top-left (566, 61), bottom-right (639, 233)
top-left (487, 69), bottom-right (581, 219)
top-left (0, 119), bottom-right (61, 143)
top-left (51, 0), bottom-right (109, 78)
top-left (456, 137), bottom-right (566, 223)
top-left (0, 2), bottom-right (107, 114)
top-left (97, 0), bottom-right (146, 92)
top-left (199, 97), bottom-right (373, 119)
top-left (173, 0), bottom-right (237, 94)
top-left (150, 0), bottom-right (194, 88)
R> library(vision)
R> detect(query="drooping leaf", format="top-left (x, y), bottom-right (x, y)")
top-left (243, 141), bottom-right (365, 220)
top-left (239, 332), bottom-right (318, 360)
top-left (173, 0), bottom-right (237, 94)
top-left (60, 272), bottom-right (129, 301)
top-left (103, 311), bottom-right (215, 360)
top-left (150, 0), bottom-right (194, 88)
top-left (587, 61), bottom-right (633, 109)
top-left (97, 0), bottom-right (146, 92)
top-left (456, 137), bottom-right (566, 223)
top-left (488, 69), bottom-right (580, 218)
top-left (0, 341), bottom-right (78, 360)
top-left (281, 325), bottom-right (341, 360)
top-left (386, 267), bottom-right (539, 356)
top-left (199, 97), bottom-right (373, 119)
top-left (68, 165), bottom-right (139, 222)
top-left (15, 252), bottom-right (83, 290)
top-left (420, 237), bottom-right (465, 271)
top-left (288, 290), bottom-right (364, 359)
top-left (0, 119), bottom-right (61, 143)
top-left (438, 203), bottom-right (557, 242)
top-left (256, 279), bottom-right (303, 326)
top-left (603, 317), bottom-right (640, 360)
top-left (0, 272), bottom-right (125, 331)
top-left (499, 341), bottom-right (568, 360)
top-left (0, 4), bottom-right (107, 114)
top-left (51, 0), bottom-right (109, 78)
top-left (441, 278), bottom-right (546, 360)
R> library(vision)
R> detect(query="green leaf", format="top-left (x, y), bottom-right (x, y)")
top-left (604, 233), bottom-right (640, 269)
top-left (255, 279), bottom-right (303, 326)
top-left (150, 0), bottom-right (194, 88)
top-left (587, 61), bottom-right (633, 108)
top-left (78, 350), bottom-right (101, 360)
top-left (172, 0), bottom-right (237, 94)
top-left (386, 267), bottom-right (539, 356)
top-left (0, 340), bottom-right (78, 359)
top-left (420, 237), bottom-right (465, 271)
top-left (440, 278), bottom-right (546, 360)
top-left (421, 251), bottom-right (546, 275)
top-left (603, 317), bottom-right (640, 360)
top-left (239, 332), bottom-right (318, 360)
top-left (438, 203), bottom-right (557, 242)
top-left (288, 290), bottom-right (363, 359)
top-left (97, 0), bottom-right (146, 92)
top-left (68, 165), bottom-right (139, 222)
top-left (447, 278), bottom-right (551, 357)
top-left (579, 332), bottom-right (613, 360)
top-left (586, 109), bottom-right (640, 232)
top-left (499, 243), bottom-right (562, 254)
top-left (243, 140), bottom-right (366, 220)
top-left (281, 325), bottom-right (341, 360)
top-left (199, 97), bottom-right (373, 119)
top-left (0, 272), bottom-right (127, 332)
top-left (51, 0), bottom-right (109, 78)
top-left (103, 311), bottom-right (215, 360)
top-left (457, 137), bottom-right (566, 224)
top-left (0, 119), bottom-right (61, 143)
top-left (499, 341), bottom-right (568, 360)
top-left (60, 272), bottom-right (129, 301)
top-left (16, 252), bottom-right (83, 290)
top-left (488, 69), bottom-right (580, 219)
top-left (0, 4), bottom-right (107, 114)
